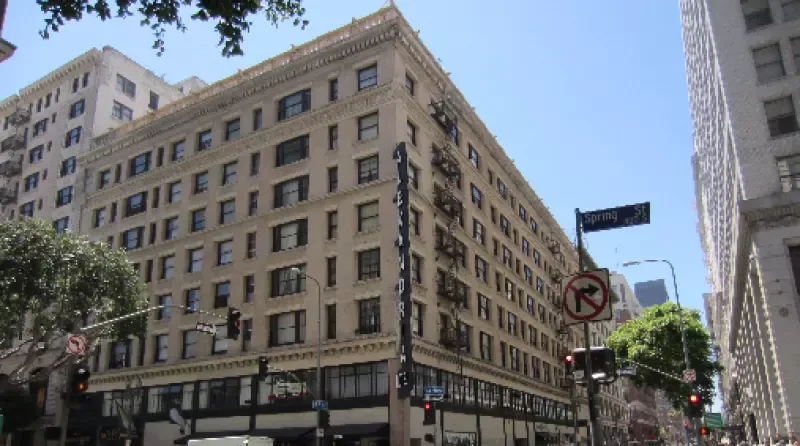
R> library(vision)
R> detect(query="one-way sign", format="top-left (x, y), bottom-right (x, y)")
top-left (582, 202), bottom-right (651, 233)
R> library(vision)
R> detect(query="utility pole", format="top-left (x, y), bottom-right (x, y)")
top-left (576, 209), bottom-right (602, 446)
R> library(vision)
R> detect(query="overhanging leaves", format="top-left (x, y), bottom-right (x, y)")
top-left (0, 219), bottom-right (147, 381)
top-left (36, 0), bottom-right (309, 57)
top-left (605, 301), bottom-right (722, 411)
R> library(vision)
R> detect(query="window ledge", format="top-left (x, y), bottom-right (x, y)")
top-left (355, 278), bottom-right (381, 286)
top-left (325, 238), bottom-right (338, 244)
top-left (355, 227), bottom-right (380, 237)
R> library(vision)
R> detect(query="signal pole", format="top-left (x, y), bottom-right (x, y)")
top-left (575, 209), bottom-right (602, 446)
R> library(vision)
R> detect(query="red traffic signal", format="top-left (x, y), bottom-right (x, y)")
top-left (423, 401), bottom-right (435, 425)
top-left (699, 427), bottom-right (710, 436)
top-left (564, 354), bottom-right (574, 364)
top-left (689, 393), bottom-right (700, 405)
top-left (424, 402), bottom-right (432, 410)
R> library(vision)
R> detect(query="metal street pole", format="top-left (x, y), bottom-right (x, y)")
top-left (576, 209), bottom-right (603, 446)
top-left (293, 268), bottom-right (323, 446)
top-left (622, 259), bottom-right (692, 446)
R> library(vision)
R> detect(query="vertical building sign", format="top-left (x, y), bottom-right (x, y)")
top-left (394, 142), bottom-right (414, 398)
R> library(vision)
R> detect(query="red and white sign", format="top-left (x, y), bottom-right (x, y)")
top-left (562, 269), bottom-right (613, 325)
top-left (65, 334), bottom-right (87, 355)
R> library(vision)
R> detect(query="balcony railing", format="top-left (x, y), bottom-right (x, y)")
top-left (0, 158), bottom-right (22, 177)
top-left (435, 234), bottom-right (465, 260)
top-left (1, 134), bottom-right (26, 153)
top-left (434, 187), bottom-right (462, 220)
top-left (436, 276), bottom-right (467, 305)
top-left (439, 327), bottom-right (468, 350)
top-left (9, 108), bottom-right (31, 127)
top-left (431, 144), bottom-right (461, 179)
top-left (0, 186), bottom-right (18, 205)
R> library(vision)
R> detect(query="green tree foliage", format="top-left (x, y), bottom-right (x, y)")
top-left (0, 218), bottom-right (146, 384)
top-left (605, 302), bottom-right (722, 411)
top-left (35, 0), bottom-right (309, 57)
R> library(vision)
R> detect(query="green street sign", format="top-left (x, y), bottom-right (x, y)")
top-left (705, 412), bottom-right (724, 429)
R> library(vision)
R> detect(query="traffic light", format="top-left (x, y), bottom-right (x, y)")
top-left (318, 409), bottom-right (330, 429)
top-left (571, 347), bottom-right (617, 383)
top-left (227, 307), bottom-right (242, 340)
top-left (423, 401), bottom-right (436, 425)
top-left (258, 356), bottom-right (269, 379)
top-left (70, 361), bottom-right (91, 395)
top-left (699, 427), bottom-right (710, 436)
top-left (564, 353), bottom-right (575, 366)
top-left (687, 392), bottom-right (702, 418)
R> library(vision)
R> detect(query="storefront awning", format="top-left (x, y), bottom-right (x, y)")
top-left (173, 423), bottom-right (389, 444)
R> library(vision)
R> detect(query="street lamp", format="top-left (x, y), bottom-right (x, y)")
top-left (290, 267), bottom-right (323, 446)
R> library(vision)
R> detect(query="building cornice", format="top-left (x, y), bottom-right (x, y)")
top-left (91, 7), bottom-right (403, 152)
top-left (80, 81), bottom-right (397, 202)
top-left (0, 94), bottom-right (19, 113)
top-left (17, 48), bottom-right (103, 99)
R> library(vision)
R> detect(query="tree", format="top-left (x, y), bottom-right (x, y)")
top-left (0, 218), bottom-right (147, 387)
top-left (605, 302), bottom-right (722, 411)
top-left (36, 0), bottom-right (309, 57)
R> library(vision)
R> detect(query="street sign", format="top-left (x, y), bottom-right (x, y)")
top-left (562, 269), bottom-right (613, 325)
top-left (316, 428), bottom-right (325, 438)
top-left (618, 366), bottom-right (637, 377)
top-left (196, 322), bottom-right (217, 336)
top-left (581, 202), bottom-right (651, 233)
top-left (705, 413), bottom-right (724, 429)
top-left (683, 369), bottom-right (697, 383)
top-left (423, 386), bottom-right (444, 401)
top-left (65, 334), bottom-right (87, 355)
top-left (312, 400), bottom-right (328, 410)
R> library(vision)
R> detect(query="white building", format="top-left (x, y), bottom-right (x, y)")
top-left (610, 272), bottom-right (644, 320)
top-left (0, 46), bottom-right (205, 229)
top-left (681, 0), bottom-right (800, 441)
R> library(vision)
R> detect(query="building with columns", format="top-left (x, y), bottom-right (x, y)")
top-left (32, 5), bottom-right (631, 446)
top-left (681, 0), bottom-right (800, 441)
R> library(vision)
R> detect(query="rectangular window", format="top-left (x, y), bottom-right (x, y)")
top-left (327, 211), bottom-right (338, 240)
top-left (273, 176), bottom-right (309, 208)
top-left (121, 227), bottom-right (144, 250)
top-left (327, 257), bottom-right (337, 287)
top-left (357, 155), bottom-right (379, 184)
top-left (164, 217), bottom-right (178, 240)
top-left (56, 186), bottom-right (73, 207)
top-left (194, 171), bottom-right (209, 194)
top-left (129, 152), bottom-right (151, 177)
top-left (742, 0), bottom-right (773, 30)
top-left (149, 91), bottom-right (159, 110)
top-left (160, 255), bottom-right (175, 280)
top-left (246, 232), bottom-right (257, 259)
top-left (358, 248), bottom-right (381, 281)
top-left (329, 78), bottom-right (339, 101)
top-left (116, 74), bottom-right (136, 98)
top-left (328, 166), bottom-right (338, 193)
top-left (471, 184), bottom-right (482, 208)
top-left (480, 332), bottom-right (492, 361)
top-left (212, 325), bottom-right (228, 355)
top-left (219, 199), bottom-right (235, 225)
top-left (404, 74), bottom-right (415, 95)
top-left (214, 281), bottom-right (231, 308)
top-left (407, 121), bottom-right (417, 145)
top-left (242, 319), bottom-right (253, 351)
top-left (478, 294), bottom-right (490, 320)
top-left (216, 240), bottom-right (233, 266)
top-left (278, 89), bottom-right (311, 121)
top-left (253, 108), bottom-right (263, 130)
top-left (766, 96), bottom-right (799, 137)
top-left (190, 208), bottom-right (206, 232)
top-left (358, 65), bottom-right (378, 90)
top-left (64, 127), bottom-right (82, 147)
top-left (24, 173), bottom-right (39, 192)
top-left (408, 163), bottom-right (418, 189)
top-left (410, 208), bottom-right (420, 235)
top-left (328, 125), bottom-right (338, 150)
top-left (171, 140), bottom-right (185, 161)
top-left (93, 208), bottom-right (106, 228)
top-left (469, 145), bottom-right (480, 169)
top-left (411, 254), bottom-right (422, 283)
top-left (29, 146), bottom-right (43, 164)
top-left (753, 44), bottom-right (785, 84)
top-left (272, 219), bottom-right (309, 252)
top-left (168, 181), bottom-right (181, 203)
top-left (357, 201), bottom-right (379, 232)
top-left (187, 248), bottom-right (203, 273)
top-left (250, 152), bottom-right (260, 176)
top-left (225, 118), bottom-right (240, 141)
top-left (154, 335), bottom-right (168, 362)
top-left (112, 101), bottom-right (134, 121)
top-left (276, 135), bottom-right (309, 167)
top-left (124, 191), bottom-right (147, 217)
top-left (270, 264), bottom-right (306, 297)
top-left (326, 305), bottom-right (337, 339)
top-left (358, 113), bottom-right (379, 140)
top-left (98, 170), bottom-right (111, 189)
top-left (412, 303), bottom-right (422, 335)
top-left (222, 162), bottom-right (237, 185)
top-left (198, 130), bottom-right (212, 151)
top-left (248, 191), bottom-right (259, 216)
top-left (182, 330), bottom-right (197, 359)
top-left (358, 298), bottom-right (381, 334)
top-left (269, 311), bottom-right (306, 346)
top-left (69, 99), bottom-right (85, 118)
top-left (53, 217), bottom-right (69, 233)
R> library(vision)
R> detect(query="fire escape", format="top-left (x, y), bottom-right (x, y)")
top-left (430, 94), bottom-right (469, 387)
top-left (0, 107), bottom-right (29, 209)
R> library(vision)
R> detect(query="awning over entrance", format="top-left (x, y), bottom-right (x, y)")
top-left (173, 423), bottom-right (389, 444)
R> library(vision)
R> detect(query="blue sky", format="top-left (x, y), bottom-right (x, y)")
top-left (0, 0), bottom-right (715, 406)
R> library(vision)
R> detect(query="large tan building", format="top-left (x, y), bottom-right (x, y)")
top-left (57, 6), bottom-right (626, 446)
